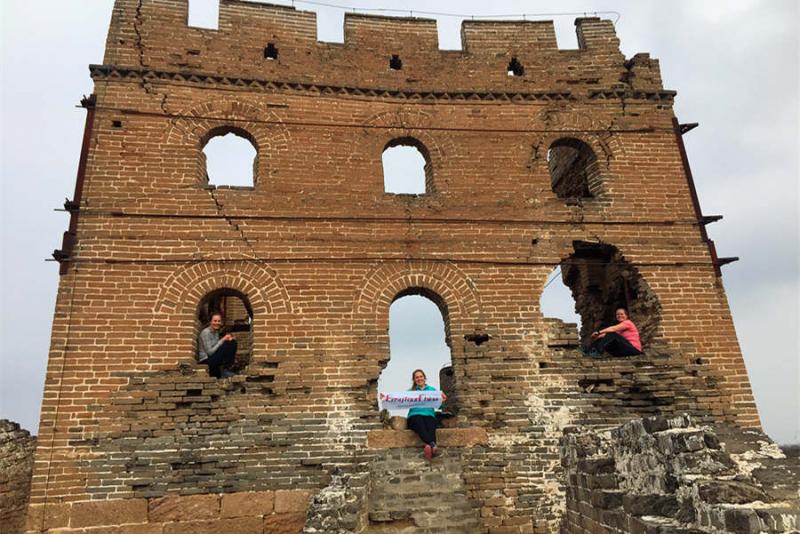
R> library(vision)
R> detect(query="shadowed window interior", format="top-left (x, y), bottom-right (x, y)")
top-left (196, 288), bottom-right (254, 371)
top-left (378, 294), bottom-right (452, 416)
top-left (548, 138), bottom-right (599, 199)
top-left (202, 129), bottom-right (257, 187)
top-left (382, 138), bottom-right (432, 194)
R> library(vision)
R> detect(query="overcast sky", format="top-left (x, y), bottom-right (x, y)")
top-left (1, 1), bottom-right (797, 444)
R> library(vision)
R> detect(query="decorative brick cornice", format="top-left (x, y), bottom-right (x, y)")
top-left (90, 64), bottom-right (673, 104)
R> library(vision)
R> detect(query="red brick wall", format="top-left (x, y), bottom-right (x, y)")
top-left (29, 1), bottom-right (759, 531)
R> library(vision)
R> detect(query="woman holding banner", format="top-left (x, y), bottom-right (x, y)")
top-left (407, 369), bottom-right (447, 461)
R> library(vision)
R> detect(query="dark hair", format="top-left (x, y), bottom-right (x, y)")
top-left (410, 369), bottom-right (426, 390)
top-left (209, 312), bottom-right (224, 322)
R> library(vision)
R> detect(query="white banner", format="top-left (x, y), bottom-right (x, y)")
top-left (380, 391), bottom-right (443, 410)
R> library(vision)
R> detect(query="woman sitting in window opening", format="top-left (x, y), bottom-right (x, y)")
top-left (197, 312), bottom-right (238, 378)
top-left (581, 308), bottom-right (643, 358)
top-left (407, 369), bottom-right (447, 461)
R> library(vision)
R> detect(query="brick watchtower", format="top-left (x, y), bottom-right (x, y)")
top-left (28, 1), bottom-right (759, 532)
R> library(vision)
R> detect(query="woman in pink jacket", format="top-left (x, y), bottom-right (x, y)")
top-left (582, 308), bottom-right (643, 358)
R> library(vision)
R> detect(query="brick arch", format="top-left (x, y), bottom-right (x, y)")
top-left (362, 109), bottom-right (456, 162)
top-left (155, 262), bottom-right (292, 317)
top-left (353, 261), bottom-right (482, 330)
top-left (533, 106), bottom-right (623, 162)
top-left (164, 98), bottom-right (291, 187)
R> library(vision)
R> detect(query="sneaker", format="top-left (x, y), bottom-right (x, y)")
top-left (423, 444), bottom-right (433, 461)
top-left (221, 369), bottom-right (236, 378)
top-left (589, 350), bottom-right (603, 359)
top-left (431, 445), bottom-right (439, 457)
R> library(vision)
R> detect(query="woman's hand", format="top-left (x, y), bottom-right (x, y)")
top-left (223, 334), bottom-right (234, 341)
top-left (441, 391), bottom-right (448, 402)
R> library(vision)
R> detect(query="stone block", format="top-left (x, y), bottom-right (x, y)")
top-left (576, 458), bottom-right (615, 475)
top-left (696, 480), bottom-right (769, 505)
top-left (589, 490), bottom-right (623, 510)
top-left (274, 490), bottom-right (311, 513)
top-left (723, 508), bottom-right (762, 533)
top-left (220, 490), bottom-right (274, 518)
top-left (69, 499), bottom-right (148, 528)
top-left (366, 427), bottom-right (489, 448)
top-left (622, 493), bottom-right (680, 518)
top-left (264, 512), bottom-right (306, 533)
top-left (149, 494), bottom-right (221, 522)
top-left (25, 502), bottom-right (70, 530)
top-left (162, 517), bottom-right (263, 534)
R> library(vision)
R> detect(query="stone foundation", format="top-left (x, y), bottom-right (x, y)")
top-left (25, 489), bottom-right (311, 533)
top-left (560, 415), bottom-right (800, 533)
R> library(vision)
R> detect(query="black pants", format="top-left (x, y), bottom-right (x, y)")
top-left (407, 415), bottom-right (437, 446)
top-left (589, 332), bottom-right (642, 357)
top-left (204, 339), bottom-right (237, 377)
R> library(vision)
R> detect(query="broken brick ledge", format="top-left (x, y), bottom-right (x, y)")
top-left (367, 427), bottom-right (488, 449)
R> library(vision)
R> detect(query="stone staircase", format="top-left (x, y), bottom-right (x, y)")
top-left (365, 447), bottom-right (480, 533)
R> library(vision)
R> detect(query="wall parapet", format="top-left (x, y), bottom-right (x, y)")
top-left (100, 0), bottom-right (666, 95)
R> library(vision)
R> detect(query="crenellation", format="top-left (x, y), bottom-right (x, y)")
top-left (98, 0), bottom-right (656, 95)
top-left (343, 13), bottom-right (439, 49)
top-left (461, 20), bottom-right (559, 53)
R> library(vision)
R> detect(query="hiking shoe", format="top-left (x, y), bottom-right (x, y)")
top-left (589, 350), bottom-right (603, 359)
top-left (423, 444), bottom-right (433, 461)
top-left (432, 445), bottom-right (439, 457)
top-left (221, 369), bottom-right (237, 378)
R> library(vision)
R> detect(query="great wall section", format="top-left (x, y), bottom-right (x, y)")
top-left (2, 1), bottom-right (798, 532)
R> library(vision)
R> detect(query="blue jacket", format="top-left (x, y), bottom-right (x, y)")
top-left (408, 384), bottom-right (438, 418)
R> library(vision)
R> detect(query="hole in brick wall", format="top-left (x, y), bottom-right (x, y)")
top-left (560, 241), bottom-right (662, 348)
top-left (187, 0), bottom-right (219, 30)
top-left (507, 57), bottom-right (524, 76)
top-left (201, 127), bottom-right (258, 187)
top-left (464, 333), bottom-right (490, 345)
top-left (389, 54), bottom-right (403, 70)
top-left (264, 43), bottom-right (278, 60)
top-left (548, 138), bottom-right (599, 199)
top-left (111, 120), bottom-right (123, 128)
top-left (382, 137), bottom-right (432, 195)
top-left (196, 288), bottom-right (254, 374)
top-left (377, 292), bottom-right (454, 416)
top-left (538, 362), bottom-right (549, 369)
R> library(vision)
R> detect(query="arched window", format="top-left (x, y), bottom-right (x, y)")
top-left (196, 288), bottom-right (254, 372)
top-left (548, 138), bottom-right (599, 199)
top-left (382, 138), bottom-right (433, 194)
top-left (378, 290), bottom-right (454, 415)
top-left (201, 127), bottom-right (258, 187)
